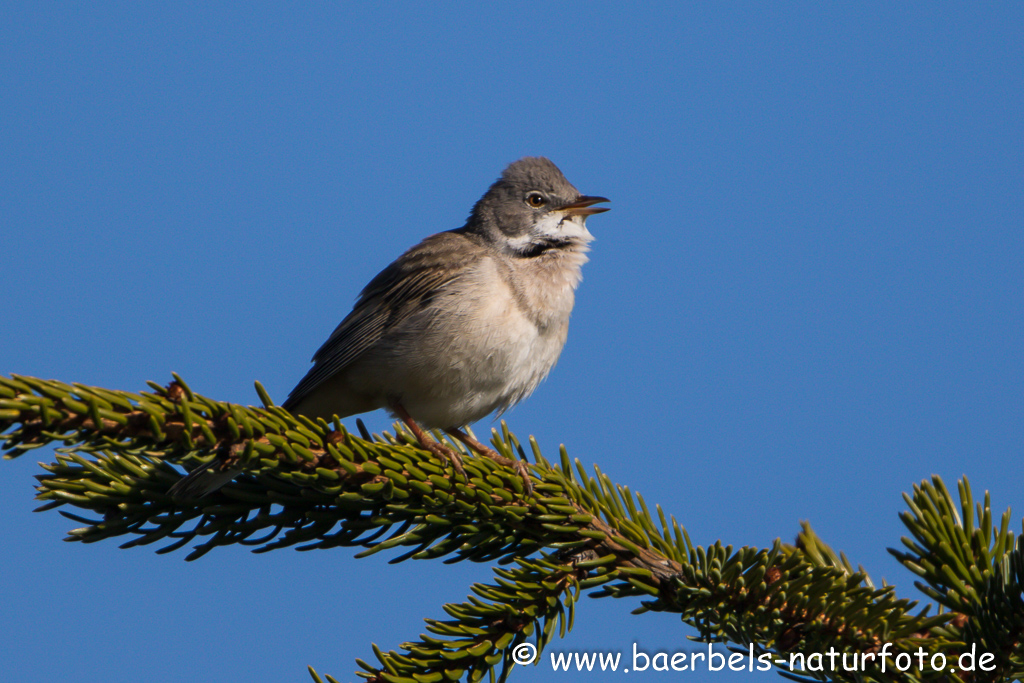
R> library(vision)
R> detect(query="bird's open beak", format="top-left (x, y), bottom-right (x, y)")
top-left (559, 195), bottom-right (610, 217)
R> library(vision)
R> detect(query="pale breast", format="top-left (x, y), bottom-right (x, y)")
top-left (342, 250), bottom-right (584, 428)
top-left (442, 257), bottom-right (572, 417)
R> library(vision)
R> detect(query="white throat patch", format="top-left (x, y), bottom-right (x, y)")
top-left (505, 212), bottom-right (595, 252)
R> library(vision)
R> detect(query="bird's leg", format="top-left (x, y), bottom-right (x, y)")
top-left (391, 402), bottom-right (466, 479)
top-left (445, 427), bottom-right (533, 494)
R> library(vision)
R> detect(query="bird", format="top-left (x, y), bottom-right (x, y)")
top-left (169, 157), bottom-right (609, 498)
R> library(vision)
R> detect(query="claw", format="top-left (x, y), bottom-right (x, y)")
top-left (392, 402), bottom-right (467, 482)
top-left (446, 427), bottom-right (533, 495)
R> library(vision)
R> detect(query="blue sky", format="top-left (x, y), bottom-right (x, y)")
top-left (2, 4), bottom-right (1022, 682)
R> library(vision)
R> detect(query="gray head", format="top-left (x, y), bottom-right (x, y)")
top-left (465, 157), bottom-right (609, 256)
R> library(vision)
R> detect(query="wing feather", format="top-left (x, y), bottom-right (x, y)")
top-left (282, 232), bottom-right (480, 409)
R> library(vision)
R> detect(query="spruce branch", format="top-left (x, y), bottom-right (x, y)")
top-left (3, 374), bottom-right (1022, 682)
top-left (890, 477), bottom-right (1024, 680)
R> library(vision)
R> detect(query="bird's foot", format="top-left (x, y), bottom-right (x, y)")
top-left (391, 403), bottom-right (467, 481)
top-left (421, 437), bottom-right (467, 481)
top-left (446, 428), bottom-right (533, 495)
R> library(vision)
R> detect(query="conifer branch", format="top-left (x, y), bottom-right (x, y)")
top-left (3, 374), bottom-right (1022, 682)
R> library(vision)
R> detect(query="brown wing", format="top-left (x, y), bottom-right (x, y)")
top-left (282, 231), bottom-right (482, 409)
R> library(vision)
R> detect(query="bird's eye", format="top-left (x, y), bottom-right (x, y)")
top-left (526, 192), bottom-right (546, 208)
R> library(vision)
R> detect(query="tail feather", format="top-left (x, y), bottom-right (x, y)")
top-left (167, 461), bottom-right (242, 499)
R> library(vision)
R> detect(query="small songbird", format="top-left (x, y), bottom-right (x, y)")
top-left (170, 157), bottom-right (608, 497)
